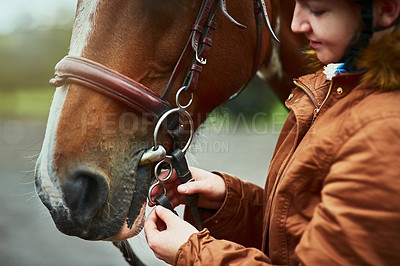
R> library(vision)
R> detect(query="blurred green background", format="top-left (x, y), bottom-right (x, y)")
top-left (0, 7), bottom-right (72, 119)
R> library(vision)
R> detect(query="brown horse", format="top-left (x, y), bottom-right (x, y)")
top-left (35, 0), bottom-right (306, 246)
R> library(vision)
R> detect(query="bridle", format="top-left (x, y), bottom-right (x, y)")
top-left (50, 0), bottom-right (278, 264)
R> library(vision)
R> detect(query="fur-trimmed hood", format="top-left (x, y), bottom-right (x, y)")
top-left (357, 28), bottom-right (400, 91)
top-left (304, 25), bottom-right (400, 91)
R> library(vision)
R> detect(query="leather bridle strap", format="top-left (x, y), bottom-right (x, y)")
top-left (184, 2), bottom-right (219, 94)
top-left (49, 56), bottom-right (172, 121)
top-left (161, 0), bottom-right (219, 100)
top-left (153, 0), bottom-right (221, 231)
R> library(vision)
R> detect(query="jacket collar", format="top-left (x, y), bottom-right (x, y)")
top-left (302, 27), bottom-right (400, 92)
top-left (288, 70), bottom-right (365, 124)
top-left (288, 28), bottom-right (400, 122)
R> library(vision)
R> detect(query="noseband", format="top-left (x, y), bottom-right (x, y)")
top-left (50, 0), bottom-right (277, 264)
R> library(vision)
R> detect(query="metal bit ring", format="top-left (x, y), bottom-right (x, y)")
top-left (148, 181), bottom-right (167, 205)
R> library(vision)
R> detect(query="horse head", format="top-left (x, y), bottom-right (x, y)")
top-left (34, 0), bottom-right (305, 242)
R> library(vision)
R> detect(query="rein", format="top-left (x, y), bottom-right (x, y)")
top-left (50, 0), bottom-right (278, 265)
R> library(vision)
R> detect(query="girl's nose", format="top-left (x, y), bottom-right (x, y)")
top-left (291, 4), bottom-right (311, 33)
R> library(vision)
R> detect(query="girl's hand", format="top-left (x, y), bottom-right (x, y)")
top-left (148, 167), bottom-right (226, 210)
top-left (144, 206), bottom-right (198, 264)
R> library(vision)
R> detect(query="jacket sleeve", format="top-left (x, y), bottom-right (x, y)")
top-left (174, 229), bottom-right (272, 266)
top-left (295, 118), bottom-right (400, 265)
top-left (183, 172), bottom-right (265, 249)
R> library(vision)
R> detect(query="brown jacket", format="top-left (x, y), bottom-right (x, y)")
top-left (175, 31), bottom-right (400, 265)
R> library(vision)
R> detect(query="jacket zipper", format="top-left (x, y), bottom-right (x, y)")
top-left (265, 80), bottom-right (320, 255)
top-left (293, 79), bottom-right (332, 121)
top-left (293, 79), bottom-right (319, 107)
top-left (265, 79), bottom-right (333, 256)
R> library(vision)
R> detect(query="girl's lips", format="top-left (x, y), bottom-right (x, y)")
top-left (310, 40), bottom-right (323, 49)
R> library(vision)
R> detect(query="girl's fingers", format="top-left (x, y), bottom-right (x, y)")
top-left (144, 208), bottom-right (159, 239)
top-left (177, 180), bottom-right (212, 195)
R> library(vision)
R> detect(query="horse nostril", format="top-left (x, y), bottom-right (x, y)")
top-left (62, 170), bottom-right (109, 226)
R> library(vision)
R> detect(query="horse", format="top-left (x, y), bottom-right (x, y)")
top-left (34, 0), bottom-right (307, 263)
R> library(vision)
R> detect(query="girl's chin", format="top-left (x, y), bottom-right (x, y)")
top-left (315, 50), bottom-right (344, 65)
top-left (316, 54), bottom-right (338, 65)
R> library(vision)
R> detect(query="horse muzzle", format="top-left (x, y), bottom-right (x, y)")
top-left (34, 150), bottom-right (150, 241)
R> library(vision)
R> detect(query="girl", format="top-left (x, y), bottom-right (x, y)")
top-left (144, 0), bottom-right (400, 264)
